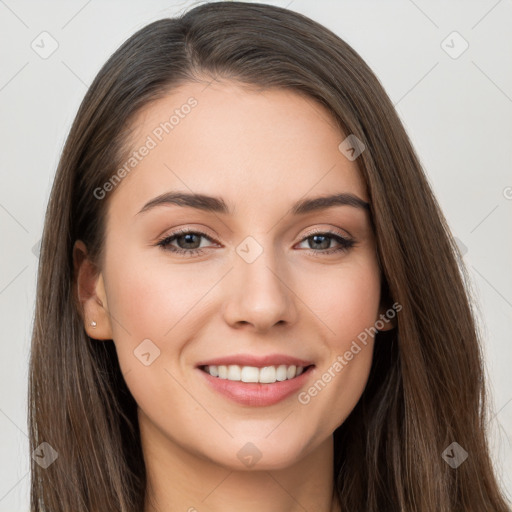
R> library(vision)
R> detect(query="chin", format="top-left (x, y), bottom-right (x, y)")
top-left (202, 436), bottom-right (312, 472)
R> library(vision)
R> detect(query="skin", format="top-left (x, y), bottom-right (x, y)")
top-left (74, 79), bottom-right (394, 512)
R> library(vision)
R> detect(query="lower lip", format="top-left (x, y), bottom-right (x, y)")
top-left (197, 366), bottom-right (315, 406)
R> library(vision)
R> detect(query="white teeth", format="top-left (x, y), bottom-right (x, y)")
top-left (276, 364), bottom-right (288, 381)
top-left (227, 365), bottom-right (241, 381)
top-left (259, 366), bottom-right (276, 383)
top-left (241, 366), bottom-right (259, 383)
top-left (286, 365), bottom-right (297, 379)
top-left (218, 365), bottom-right (228, 379)
top-left (203, 364), bottom-right (307, 383)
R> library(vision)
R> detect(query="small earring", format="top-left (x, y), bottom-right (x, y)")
top-left (90, 321), bottom-right (97, 328)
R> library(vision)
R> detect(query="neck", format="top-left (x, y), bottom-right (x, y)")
top-left (140, 411), bottom-right (341, 512)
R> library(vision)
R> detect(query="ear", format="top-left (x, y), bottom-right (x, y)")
top-left (375, 297), bottom-right (398, 332)
top-left (374, 271), bottom-right (398, 331)
top-left (73, 240), bottom-right (113, 340)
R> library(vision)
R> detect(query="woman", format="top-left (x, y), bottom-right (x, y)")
top-left (28, 2), bottom-right (511, 511)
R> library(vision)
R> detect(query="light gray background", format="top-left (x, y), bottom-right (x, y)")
top-left (0, 0), bottom-right (511, 510)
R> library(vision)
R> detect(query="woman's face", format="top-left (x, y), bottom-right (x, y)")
top-left (83, 79), bottom-right (389, 470)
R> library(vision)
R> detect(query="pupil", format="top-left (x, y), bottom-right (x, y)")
top-left (181, 234), bottom-right (199, 248)
top-left (311, 235), bottom-right (329, 249)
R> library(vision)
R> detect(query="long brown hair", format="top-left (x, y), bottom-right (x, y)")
top-left (29, 2), bottom-right (511, 510)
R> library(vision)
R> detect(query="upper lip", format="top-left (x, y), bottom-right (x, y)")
top-left (195, 354), bottom-right (315, 368)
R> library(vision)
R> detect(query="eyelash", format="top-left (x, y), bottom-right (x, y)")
top-left (156, 228), bottom-right (356, 257)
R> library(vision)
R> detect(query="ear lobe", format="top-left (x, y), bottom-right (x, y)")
top-left (73, 240), bottom-right (113, 340)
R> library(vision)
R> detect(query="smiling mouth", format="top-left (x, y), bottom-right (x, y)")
top-left (199, 364), bottom-right (315, 384)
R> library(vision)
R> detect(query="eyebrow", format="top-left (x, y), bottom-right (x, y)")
top-left (137, 191), bottom-right (370, 216)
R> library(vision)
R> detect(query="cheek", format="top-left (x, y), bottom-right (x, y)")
top-left (299, 257), bottom-right (382, 344)
top-left (104, 245), bottom-right (217, 337)
top-left (102, 244), bottom-right (228, 381)
top-left (101, 247), bottom-right (214, 412)
top-left (293, 258), bottom-right (381, 429)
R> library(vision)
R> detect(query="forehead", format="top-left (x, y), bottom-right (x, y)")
top-left (109, 80), bottom-right (368, 217)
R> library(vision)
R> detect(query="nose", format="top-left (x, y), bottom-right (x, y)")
top-left (221, 245), bottom-right (298, 332)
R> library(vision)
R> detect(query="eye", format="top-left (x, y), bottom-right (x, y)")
top-left (156, 229), bottom-right (217, 257)
top-left (295, 230), bottom-right (356, 255)
top-left (156, 228), bottom-right (356, 257)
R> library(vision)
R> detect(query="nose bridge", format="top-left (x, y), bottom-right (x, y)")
top-left (223, 235), bottom-right (297, 329)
